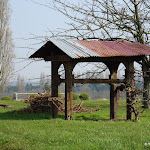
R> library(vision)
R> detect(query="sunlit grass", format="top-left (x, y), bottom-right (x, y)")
top-left (0, 100), bottom-right (150, 150)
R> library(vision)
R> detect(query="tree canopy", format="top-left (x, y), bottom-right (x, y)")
top-left (45, 0), bottom-right (149, 44)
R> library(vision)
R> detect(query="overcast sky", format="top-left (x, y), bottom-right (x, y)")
top-left (10, 0), bottom-right (69, 82)
top-left (10, 0), bottom-right (110, 83)
top-left (9, 0), bottom-right (140, 83)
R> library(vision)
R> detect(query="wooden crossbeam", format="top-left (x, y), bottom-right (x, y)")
top-left (60, 79), bottom-right (125, 84)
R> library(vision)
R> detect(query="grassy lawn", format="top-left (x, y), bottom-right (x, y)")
top-left (0, 100), bottom-right (150, 150)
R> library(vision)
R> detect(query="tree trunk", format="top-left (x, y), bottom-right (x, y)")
top-left (142, 61), bottom-right (150, 109)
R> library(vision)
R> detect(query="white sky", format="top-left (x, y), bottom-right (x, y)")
top-left (9, 0), bottom-right (141, 83)
top-left (10, 0), bottom-right (112, 83)
top-left (10, 0), bottom-right (69, 82)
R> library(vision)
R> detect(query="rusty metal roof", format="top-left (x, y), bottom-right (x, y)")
top-left (77, 40), bottom-right (150, 57)
top-left (30, 39), bottom-right (150, 59)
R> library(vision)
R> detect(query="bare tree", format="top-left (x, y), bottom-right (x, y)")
top-left (34, 0), bottom-right (150, 108)
top-left (36, 0), bottom-right (146, 41)
top-left (0, 0), bottom-right (14, 91)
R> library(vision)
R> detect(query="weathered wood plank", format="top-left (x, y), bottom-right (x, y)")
top-left (60, 78), bottom-right (125, 84)
top-left (108, 63), bottom-right (119, 120)
top-left (110, 84), bottom-right (117, 119)
top-left (76, 56), bottom-right (143, 63)
top-left (51, 62), bottom-right (61, 119)
top-left (45, 55), bottom-right (71, 61)
top-left (64, 62), bottom-right (74, 120)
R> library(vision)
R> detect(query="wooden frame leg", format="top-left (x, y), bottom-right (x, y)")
top-left (110, 84), bottom-right (117, 119)
top-left (51, 62), bottom-right (60, 119)
top-left (64, 62), bottom-right (74, 120)
top-left (107, 62), bottom-right (119, 120)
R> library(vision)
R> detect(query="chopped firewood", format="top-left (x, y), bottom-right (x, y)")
top-left (17, 93), bottom-right (99, 114)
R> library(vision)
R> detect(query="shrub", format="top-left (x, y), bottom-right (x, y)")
top-left (73, 93), bottom-right (79, 100)
top-left (79, 93), bottom-right (89, 100)
top-left (30, 94), bottom-right (36, 98)
top-left (58, 93), bottom-right (62, 98)
top-left (1, 96), bottom-right (12, 101)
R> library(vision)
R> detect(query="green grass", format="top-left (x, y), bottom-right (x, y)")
top-left (0, 99), bottom-right (150, 150)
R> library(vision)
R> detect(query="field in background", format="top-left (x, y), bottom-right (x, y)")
top-left (0, 99), bottom-right (150, 150)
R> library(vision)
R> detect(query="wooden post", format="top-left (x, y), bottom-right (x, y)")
top-left (110, 84), bottom-right (117, 119)
top-left (125, 61), bottom-right (134, 120)
top-left (107, 63), bottom-right (119, 120)
top-left (64, 61), bottom-right (74, 120)
top-left (51, 61), bottom-right (61, 119)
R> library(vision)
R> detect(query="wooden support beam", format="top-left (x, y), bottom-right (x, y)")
top-left (60, 79), bottom-right (125, 84)
top-left (45, 55), bottom-right (71, 61)
top-left (64, 61), bottom-right (74, 120)
top-left (110, 84), bottom-right (117, 119)
top-left (76, 56), bottom-right (143, 63)
top-left (125, 61), bottom-right (134, 120)
top-left (51, 61), bottom-right (61, 119)
top-left (107, 62), bottom-right (120, 120)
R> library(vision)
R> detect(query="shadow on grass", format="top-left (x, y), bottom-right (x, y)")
top-left (0, 111), bottom-right (127, 121)
top-left (0, 110), bottom-right (65, 120)
top-left (73, 115), bottom-right (98, 121)
top-left (74, 115), bottom-right (126, 121)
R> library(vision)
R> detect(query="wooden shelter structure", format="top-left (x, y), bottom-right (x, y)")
top-left (30, 39), bottom-right (150, 120)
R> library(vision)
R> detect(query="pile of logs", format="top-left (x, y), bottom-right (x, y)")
top-left (21, 94), bottom-right (96, 114)
top-left (23, 93), bottom-right (52, 113)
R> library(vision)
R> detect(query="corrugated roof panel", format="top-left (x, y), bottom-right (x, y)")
top-left (50, 39), bottom-right (99, 58)
top-left (77, 40), bottom-right (121, 57)
top-left (30, 38), bottom-right (150, 59)
top-left (77, 40), bottom-right (150, 57)
top-left (69, 40), bottom-right (100, 57)
top-left (120, 41), bottom-right (150, 55)
top-left (100, 41), bottom-right (139, 56)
